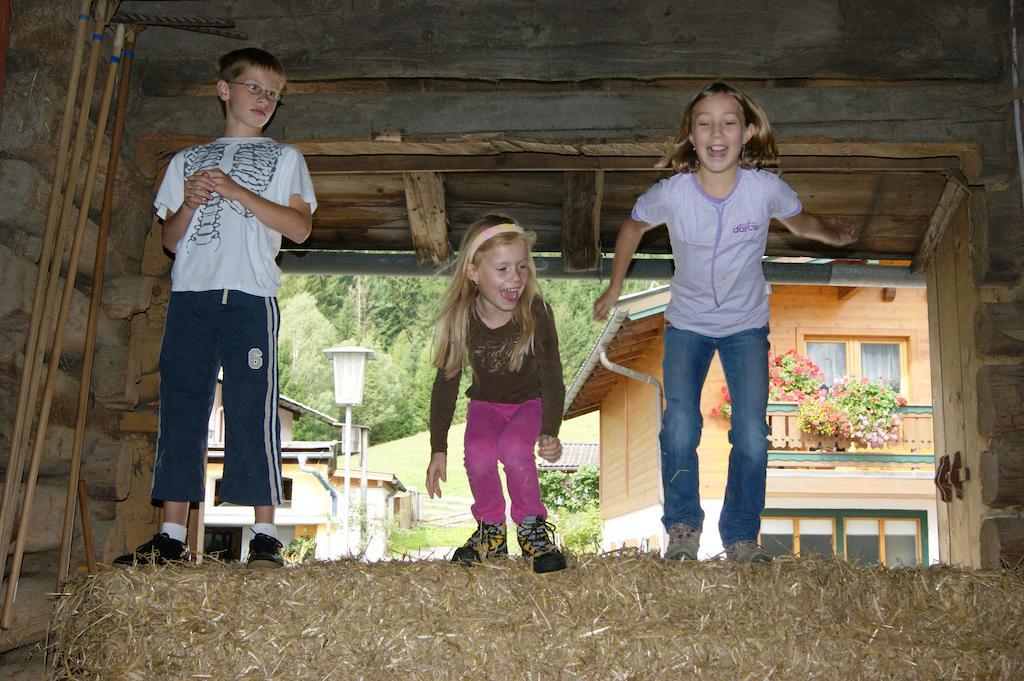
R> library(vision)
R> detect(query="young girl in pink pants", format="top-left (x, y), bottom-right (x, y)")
top-left (426, 215), bottom-right (567, 573)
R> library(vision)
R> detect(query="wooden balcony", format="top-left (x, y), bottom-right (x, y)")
top-left (766, 404), bottom-right (934, 454)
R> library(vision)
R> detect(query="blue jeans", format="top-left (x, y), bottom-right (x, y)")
top-left (660, 325), bottom-right (770, 546)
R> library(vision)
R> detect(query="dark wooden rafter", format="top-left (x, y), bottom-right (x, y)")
top-left (402, 171), bottom-right (451, 265)
top-left (304, 151), bottom-right (962, 175)
top-left (911, 179), bottom-right (969, 274)
top-left (562, 171), bottom-right (604, 271)
top-left (836, 286), bottom-right (858, 301)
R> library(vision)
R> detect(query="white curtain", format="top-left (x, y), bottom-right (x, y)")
top-left (861, 343), bottom-right (901, 391)
top-left (807, 342), bottom-right (846, 386)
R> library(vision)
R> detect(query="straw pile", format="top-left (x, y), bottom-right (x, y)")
top-left (49, 552), bottom-right (1023, 680)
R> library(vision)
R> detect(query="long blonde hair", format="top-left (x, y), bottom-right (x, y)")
top-left (432, 215), bottom-right (541, 379)
top-left (657, 81), bottom-right (778, 174)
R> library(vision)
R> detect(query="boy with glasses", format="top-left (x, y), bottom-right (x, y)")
top-left (115, 48), bottom-right (317, 569)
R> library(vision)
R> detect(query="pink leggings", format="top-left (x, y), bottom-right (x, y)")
top-left (463, 398), bottom-right (548, 525)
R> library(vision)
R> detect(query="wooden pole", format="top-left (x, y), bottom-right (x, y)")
top-left (76, 480), bottom-right (97, 574)
top-left (189, 501), bottom-right (206, 565)
top-left (56, 25), bottom-right (138, 588)
top-left (1, 21), bottom-right (125, 631)
top-left (0, 0), bottom-right (98, 593)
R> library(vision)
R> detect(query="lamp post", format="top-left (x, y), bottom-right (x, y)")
top-left (323, 346), bottom-right (376, 556)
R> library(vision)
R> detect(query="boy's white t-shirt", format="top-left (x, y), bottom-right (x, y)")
top-left (632, 167), bottom-right (802, 338)
top-left (155, 137), bottom-right (318, 297)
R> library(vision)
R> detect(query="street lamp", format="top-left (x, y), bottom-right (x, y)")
top-left (323, 346), bottom-right (376, 556)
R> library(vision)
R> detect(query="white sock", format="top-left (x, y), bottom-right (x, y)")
top-left (252, 523), bottom-right (277, 539)
top-left (160, 522), bottom-right (187, 543)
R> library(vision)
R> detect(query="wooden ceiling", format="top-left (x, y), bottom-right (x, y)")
top-left (122, 0), bottom-right (990, 275)
top-left (299, 144), bottom-right (965, 270)
top-left (142, 135), bottom-right (968, 272)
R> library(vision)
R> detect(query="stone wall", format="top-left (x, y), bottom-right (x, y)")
top-left (0, 0), bottom-right (158, 652)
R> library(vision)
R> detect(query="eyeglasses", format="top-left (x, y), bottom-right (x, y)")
top-left (228, 81), bottom-right (282, 103)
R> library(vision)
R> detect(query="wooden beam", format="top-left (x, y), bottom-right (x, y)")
top-left (139, 132), bottom-right (968, 176)
top-left (911, 179), bottom-right (969, 274)
top-left (836, 286), bottom-right (858, 301)
top-left (306, 152), bottom-right (958, 174)
top-left (561, 171), bottom-right (604, 271)
top-left (402, 172), bottom-right (450, 265)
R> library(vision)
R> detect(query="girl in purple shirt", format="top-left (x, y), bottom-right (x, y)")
top-left (594, 81), bottom-right (856, 562)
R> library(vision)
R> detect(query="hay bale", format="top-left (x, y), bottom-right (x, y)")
top-left (49, 553), bottom-right (1024, 680)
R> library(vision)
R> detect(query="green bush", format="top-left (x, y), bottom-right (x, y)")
top-left (555, 506), bottom-right (602, 554)
top-left (539, 464), bottom-right (599, 512)
top-left (283, 536), bottom-right (317, 565)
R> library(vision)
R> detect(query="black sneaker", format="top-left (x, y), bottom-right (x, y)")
top-left (517, 516), bottom-right (567, 574)
top-left (247, 533), bottom-right (285, 569)
top-left (113, 532), bottom-right (188, 567)
top-left (451, 521), bottom-right (508, 565)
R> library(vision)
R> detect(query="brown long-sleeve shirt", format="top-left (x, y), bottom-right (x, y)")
top-left (429, 298), bottom-right (565, 454)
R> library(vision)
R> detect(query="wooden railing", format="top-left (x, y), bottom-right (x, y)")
top-left (766, 404), bottom-right (934, 453)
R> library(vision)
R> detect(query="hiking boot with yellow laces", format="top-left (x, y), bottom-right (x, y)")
top-left (451, 521), bottom-right (508, 565)
top-left (517, 515), bottom-right (566, 574)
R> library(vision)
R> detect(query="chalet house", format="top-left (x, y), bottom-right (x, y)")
top-left (203, 382), bottom-right (411, 562)
top-left (566, 280), bottom-right (938, 565)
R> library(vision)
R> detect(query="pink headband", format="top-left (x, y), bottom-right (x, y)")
top-left (465, 223), bottom-right (525, 261)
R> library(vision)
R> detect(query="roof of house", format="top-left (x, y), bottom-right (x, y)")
top-left (278, 395), bottom-right (344, 428)
top-left (208, 441), bottom-right (338, 462)
top-left (538, 442), bottom-right (600, 472)
top-left (564, 285), bottom-right (671, 419)
top-left (217, 374), bottom-right (355, 430)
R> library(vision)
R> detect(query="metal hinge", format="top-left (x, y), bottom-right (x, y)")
top-left (934, 451), bottom-right (970, 503)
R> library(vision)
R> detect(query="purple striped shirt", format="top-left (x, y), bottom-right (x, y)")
top-left (632, 168), bottom-right (802, 337)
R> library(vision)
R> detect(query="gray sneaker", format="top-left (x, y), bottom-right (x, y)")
top-left (725, 540), bottom-right (772, 563)
top-left (665, 524), bottom-right (701, 560)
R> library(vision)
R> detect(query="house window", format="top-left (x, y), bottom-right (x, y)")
top-left (760, 518), bottom-right (794, 557)
top-left (797, 518), bottom-right (836, 557)
top-left (762, 512), bottom-right (923, 565)
top-left (214, 477), bottom-right (293, 508)
top-left (761, 517), bottom-right (835, 558)
top-left (805, 337), bottom-right (906, 394)
top-left (882, 519), bottom-right (919, 567)
top-left (843, 517), bottom-right (921, 567)
top-left (845, 518), bottom-right (881, 565)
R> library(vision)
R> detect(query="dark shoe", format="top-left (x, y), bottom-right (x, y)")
top-left (665, 523), bottom-right (701, 561)
top-left (451, 521), bottom-right (508, 565)
top-left (247, 533), bottom-right (284, 569)
top-left (113, 533), bottom-right (187, 567)
top-left (517, 516), bottom-right (566, 574)
top-left (725, 540), bottom-right (772, 563)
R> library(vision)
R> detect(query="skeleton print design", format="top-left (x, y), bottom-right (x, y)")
top-left (182, 142), bottom-right (285, 253)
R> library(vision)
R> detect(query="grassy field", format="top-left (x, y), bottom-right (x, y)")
top-left (364, 411), bottom-right (599, 497)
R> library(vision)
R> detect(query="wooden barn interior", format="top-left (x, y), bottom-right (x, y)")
top-left (0, 0), bottom-right (1022, 672)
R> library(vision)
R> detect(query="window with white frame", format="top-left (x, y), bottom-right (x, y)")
top-left (805, 337), bottom-right (907, 394)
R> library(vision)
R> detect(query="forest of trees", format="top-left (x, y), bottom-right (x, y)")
top-left (277, 272), bottom-right (659, 444)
